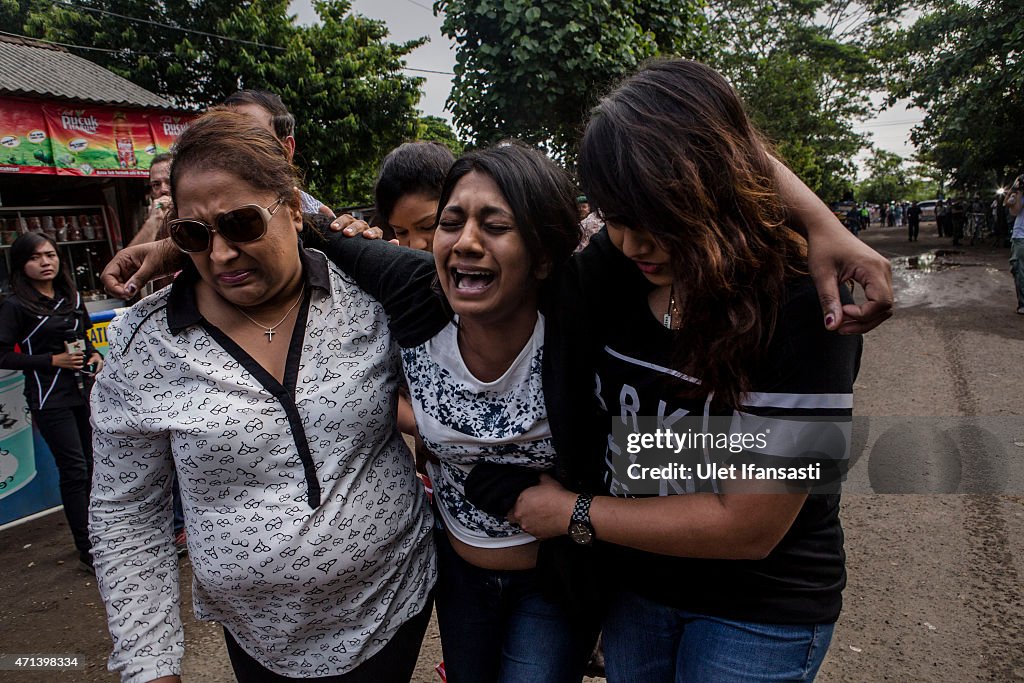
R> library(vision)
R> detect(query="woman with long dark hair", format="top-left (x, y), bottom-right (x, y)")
top-left (0, 232), bottom-right (103, 568)
top-left (510, 59), bottom-right (862, 681)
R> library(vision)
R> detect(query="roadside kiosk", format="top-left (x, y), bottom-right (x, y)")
top-left (0, 35), bottom-right (193, 526)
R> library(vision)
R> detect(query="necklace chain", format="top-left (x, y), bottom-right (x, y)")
top-left (231, 287), bottom-right (304, 342)
top-left (663, 287), bottom-right (679, 329)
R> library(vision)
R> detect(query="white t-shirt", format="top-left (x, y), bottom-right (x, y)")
top-left (402, 314), bottom-right (556, 548)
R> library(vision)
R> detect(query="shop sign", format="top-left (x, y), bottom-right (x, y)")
top-left (0, 97), bottom-right (194, 176)
top-left (43, 103), bottom-right (155, 177)
top-left (149, 113), bottom-right (191, 156)
top-left (0, 98), bottom-right (56, 174)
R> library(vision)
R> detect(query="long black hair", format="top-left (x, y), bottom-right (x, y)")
top-left (8, 233), bottom-right (77, 315)
top-left (436, 141), bottom-right (582, 278)
top-left (579, 59), bottom-right (806, 409)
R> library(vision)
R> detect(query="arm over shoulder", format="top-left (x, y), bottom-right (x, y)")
top-left (309, 230), bottom-right (450, 347)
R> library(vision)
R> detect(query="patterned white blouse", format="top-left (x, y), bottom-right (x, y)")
top-left (88, 249), bottom-right (435, 683)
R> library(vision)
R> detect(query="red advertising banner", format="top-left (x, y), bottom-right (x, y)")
top-left (0, 99), bottom-right (194, 176)
top-left (148, 112), bottom-right (192, 156)
top-left (43, 103), bottom-right (152, 177)
top-left (0, 97), bottom-right (56, 175)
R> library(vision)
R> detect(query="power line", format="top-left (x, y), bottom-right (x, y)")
top-left (0, 28), bottom-right (166, 56)
top-left (854, 119), bottom-right (925, 129)
top-left (402, 0), bottom-right (435, 12)
top-left (20, 6), bottom-right (454, 76)
top-left (403, 67), bottom-right (454, 75)
top-left (51, 0), bottom-right (287, 51)
top-left (5, 29), bottom-right (452, 76)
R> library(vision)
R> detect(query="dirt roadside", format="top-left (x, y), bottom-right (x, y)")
top-left (1, 226), bottom-right (1022, 682)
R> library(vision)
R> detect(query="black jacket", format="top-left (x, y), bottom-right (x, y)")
top-left (0, 290), bottom-right (98, 409)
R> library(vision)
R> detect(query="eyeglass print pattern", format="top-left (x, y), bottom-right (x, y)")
top-left (89, 253), bottom-right (436, 680)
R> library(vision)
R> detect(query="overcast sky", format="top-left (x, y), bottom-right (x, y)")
top-left (289, 0), bottom-right (922, 166)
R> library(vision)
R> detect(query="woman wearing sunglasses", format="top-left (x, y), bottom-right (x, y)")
top-left (88, 109), bottom-right (435, 683)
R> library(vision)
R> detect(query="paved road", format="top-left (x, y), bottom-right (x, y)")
top-left (1, 225), bottom-right (1021, 682)
top-left (820, 226), bottom-right (1024, 682)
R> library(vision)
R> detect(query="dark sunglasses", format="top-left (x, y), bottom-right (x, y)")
top-left (167, 197), bottom-right (286, 253)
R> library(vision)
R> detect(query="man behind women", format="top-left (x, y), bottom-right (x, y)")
top-left (128, 153), bottom-right (173, 247)
top-left (224, 89), bottom-right (335, 218)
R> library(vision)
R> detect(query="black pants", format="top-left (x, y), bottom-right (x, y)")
top-left (908, 219), bottom-right (919, 241)
top-left (952, 217), bottom-right (964, 244)
top-left (224, 594), bottom-right (434, 683)
top-left (32, 404), bottom-right (93, 557)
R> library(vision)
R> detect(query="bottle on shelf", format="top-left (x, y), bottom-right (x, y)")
top-left (0, 218), bottom-right (14, 245)
top-left (67, 216), bottom-right (83, 241)
top-left (81, 215), bottom-right (95, 240)
top-left (41, 215), bottom-right (56, 241)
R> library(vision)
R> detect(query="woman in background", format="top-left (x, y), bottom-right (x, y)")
top-left (372, 141), bottom-right (455, 251)
top-left (0, 232), bottom-right (103, 569)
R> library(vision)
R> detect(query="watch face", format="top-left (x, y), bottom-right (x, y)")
top-left (569, 522), bottom-right (593, 545)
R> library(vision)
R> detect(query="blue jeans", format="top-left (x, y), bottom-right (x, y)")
top-left (602, 591), bottom-right (834, 683)
top-left (434, 529), bottom-right (596, 683)
top-left (172, 474), bottom-right (185, 534)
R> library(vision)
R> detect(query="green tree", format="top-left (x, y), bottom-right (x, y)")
top-left (417, 115), bottom-right (464, 156)
top-left (856, 149), bottom-right (908, 204)
top-left (880, 0), bottom-right (1024, 192)
top-left (436, 0), bottom-right (705, 162)
top-left (16, 0), bottom-right (426, 205)
top-left (702, 0), bottom-right (891, 202)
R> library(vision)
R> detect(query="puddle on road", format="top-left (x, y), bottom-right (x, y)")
top-left (891, 250), bottom-right (1005, 308)
top-left (893, 250), bottom-right (980, 273)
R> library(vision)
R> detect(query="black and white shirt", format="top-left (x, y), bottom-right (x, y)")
top-left (89, 249), bottom-right (435, 683)
top-left (590, 266), bottom-right (861, 625)
top-left (303, 233), bottom-right (559, 549)
top-left (405, 315), bottom-right (556, 547)
top-left (0, 290), bottom-right (97, 410)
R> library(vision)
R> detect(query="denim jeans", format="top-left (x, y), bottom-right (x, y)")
top-left (1010, 238), bottom-right (1024, 309)
top-left (434, 529), bottom-right (596, 683)
top-left (602, 591), bottom-right (835, 683)
top-left (171, 474), bottom-right (185, 534)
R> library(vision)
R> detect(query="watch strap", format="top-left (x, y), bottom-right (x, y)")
top-left (571, 493), bottom-right (594, 526)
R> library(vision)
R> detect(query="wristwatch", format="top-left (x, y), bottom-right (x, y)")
top-left (567, 493), bottom-right (595, 546)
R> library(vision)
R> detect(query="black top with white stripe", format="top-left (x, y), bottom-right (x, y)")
top-left (579, 237), bottom-right (862, 624)
top-left (0, 291), bottom-right (97, 409)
